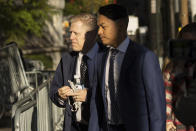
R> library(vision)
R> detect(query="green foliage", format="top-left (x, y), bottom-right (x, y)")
top-left (0, 0), bottom-right (53, 47)
top-left (24, 54), bottom-right (53, 69)
top-left (63, 0), bottom-right (112, 15)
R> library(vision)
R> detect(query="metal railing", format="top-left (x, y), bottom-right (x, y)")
top-left (0, 43), bottom-right (31, 119)
top-left (0, 43), bottom-right (65, 131)
top-left (12, 78), bottom-right (53, 131)
top-left (12, 75), bottom-right (65, 131)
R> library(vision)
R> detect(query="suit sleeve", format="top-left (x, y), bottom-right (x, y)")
top-left (50, 58), bottom-right (67, 107)
top-left (142, 51), bottom-right (166, 131)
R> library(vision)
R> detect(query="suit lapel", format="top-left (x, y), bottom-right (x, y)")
top-left (87, 58), bottom-right (95, 88)
top-left (119, 40), bottom-right (137, 78)
top-left (98, 49), bottom-right (109, 115)
top-left (72, 52), bottom-right (78, 77)
top-left (101, 50), bottom-right (109, 95)
top-left (121, 41), bottom-right (135, 70)
top-left (118, 40), bottom-right (139, 95)
top-left (65, 52), bottom-right (78, 85)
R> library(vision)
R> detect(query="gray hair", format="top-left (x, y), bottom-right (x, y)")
top-left (70, 13), bottom-right (97, 31)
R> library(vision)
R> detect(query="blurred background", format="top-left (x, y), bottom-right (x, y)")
top-left (0, 0), bottom-right (195, 130)
top-left (0, 0), bottom-right (195, 70)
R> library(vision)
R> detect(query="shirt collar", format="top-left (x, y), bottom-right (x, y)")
top-left (116, 37), bottom-right (130, 53)
top-left (84, 42), bottom-right (98, 60)
top-left (107, 37), bottom-right (130, 53)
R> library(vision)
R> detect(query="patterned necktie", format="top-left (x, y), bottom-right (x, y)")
top-left (80, 55), bottom-right (89, 88)
top-left (80, 55), bottom-right (90, 122)
top-left (108, 48), bottom-right (120, 123)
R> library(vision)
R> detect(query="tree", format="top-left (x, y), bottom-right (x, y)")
top-left (0, 0), bottom-right (53, 47)
top-left (63, 0), bottom-right (114, 15)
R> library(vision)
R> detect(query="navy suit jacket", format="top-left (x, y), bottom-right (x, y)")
top-left (89, 40), bottom-right (166, 131)
top-left (50, 43), bottom-right (99, 131)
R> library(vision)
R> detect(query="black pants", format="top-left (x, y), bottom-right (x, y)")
top-left (71, 122), bottom-right (88, 131)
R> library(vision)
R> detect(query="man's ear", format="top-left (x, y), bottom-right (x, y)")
top-left (82, 29), bottom-right (98, 54)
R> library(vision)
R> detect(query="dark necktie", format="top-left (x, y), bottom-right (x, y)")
top-left (80, 55), bottom-right (90, 122)
top-left (108, 48), bottom-right (120, 123)
top-left (80, 55), bottom-right (89, 88)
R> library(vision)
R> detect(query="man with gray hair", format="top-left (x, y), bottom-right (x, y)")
top-left (50, 13), bottom-right (98, 131)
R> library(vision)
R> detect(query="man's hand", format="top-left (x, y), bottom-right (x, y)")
top-left (67, 88), bottom-right (88, 102)
top-left (58, 86), bottom-right (73, 100)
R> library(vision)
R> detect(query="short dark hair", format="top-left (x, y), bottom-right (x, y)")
top-left (178, 22), bottom-right (196, 39)
top-left (98, 4), bottom-right (128, 21)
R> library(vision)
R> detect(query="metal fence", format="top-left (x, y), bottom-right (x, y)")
top-left (0, 43), bottom-right (31, 119)
top-left (0, 43), bottom-right (64, 131)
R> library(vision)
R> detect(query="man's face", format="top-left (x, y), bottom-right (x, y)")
top-left (69, 21), bottom-right (88, 51)
top-left (97, 14), bottom-right (119, 46)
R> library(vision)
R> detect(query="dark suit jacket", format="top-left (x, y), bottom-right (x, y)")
top-left (50, 43), bottom-right (99, 131)
top-left (89, 40), bottom-right (166, 131)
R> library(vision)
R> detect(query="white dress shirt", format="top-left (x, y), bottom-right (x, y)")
top-left (105, 37), bottom-right (130, 124)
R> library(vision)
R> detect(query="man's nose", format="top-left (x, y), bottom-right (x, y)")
top-left (70, 33), bottom-right (74, 40)
top-left (98, 27), bottom-right (103, 35)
